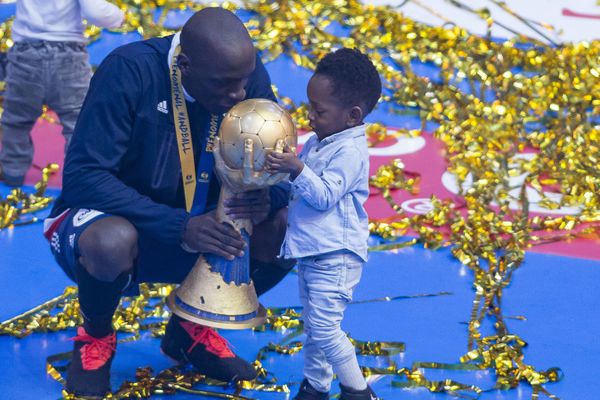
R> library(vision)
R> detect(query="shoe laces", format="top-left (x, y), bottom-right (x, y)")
top-left (179, 321), bottom-right (235, 358)
top-left (72, 327), bottom-right (116, 371)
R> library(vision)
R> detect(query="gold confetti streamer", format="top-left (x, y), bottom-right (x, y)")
top-left (3, 285), bottom-right (444, 398)
top-left (0, 163), bottom-right (59, 229)
top-left (2, 1), bottom-right (599, 399)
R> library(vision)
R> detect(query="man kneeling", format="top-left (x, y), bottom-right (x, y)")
top-left (44, 8), bottom-right (292, 398)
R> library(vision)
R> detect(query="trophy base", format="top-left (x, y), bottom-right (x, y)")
top-left (167, 292), bottom-right (267, 330)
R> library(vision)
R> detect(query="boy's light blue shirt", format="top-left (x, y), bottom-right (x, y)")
top-left (280, 124), bottom-right (370, 261)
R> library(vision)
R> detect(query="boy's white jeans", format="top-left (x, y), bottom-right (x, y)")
top-left (298, 250), bottom-right (364, 392)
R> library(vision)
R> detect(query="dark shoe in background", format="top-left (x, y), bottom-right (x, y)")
top-left (293, 378), bottom-right (329, 400)
top-left (340, 383), bottom-right (379, 400)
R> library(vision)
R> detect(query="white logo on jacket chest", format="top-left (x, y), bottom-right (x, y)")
top-left (157, 100), bottom-right (168, 114)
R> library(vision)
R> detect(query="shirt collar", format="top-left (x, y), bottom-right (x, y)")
top-left (168, 32), bottom-right (196, 103)
top-left (318, 124), bottom-right (366, 147)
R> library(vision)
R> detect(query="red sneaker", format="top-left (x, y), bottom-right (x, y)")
top-left (65, 327), bottom-right (116, 398)
top-left (179, 321), bottom-right (235, 357)
top-left (160, 315), bottom-right (257, 382)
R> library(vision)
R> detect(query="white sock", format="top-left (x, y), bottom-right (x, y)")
top-left (333, 357), bottom-right (367, 391)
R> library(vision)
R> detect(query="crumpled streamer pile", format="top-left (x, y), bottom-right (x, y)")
top-left (1, 0), bottom-right (599, 399)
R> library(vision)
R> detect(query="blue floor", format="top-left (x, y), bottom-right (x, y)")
top-left (1, 198), bottom-right (599, 399)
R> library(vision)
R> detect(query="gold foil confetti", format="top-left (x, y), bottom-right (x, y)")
top-left (0, 163), bottom-right (59, 229)
top-left (3, 285), bottom-right (447, 399)
top-left (2, 0), bottom-right (599, 399)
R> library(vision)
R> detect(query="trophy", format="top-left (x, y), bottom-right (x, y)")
top-left (167, 99), bottom-right (297, 329)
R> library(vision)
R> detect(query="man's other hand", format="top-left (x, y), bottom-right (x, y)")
top-left (181, 211), bottom-right (245, 260)
top-left (224, 189), bottom-right (271, 225)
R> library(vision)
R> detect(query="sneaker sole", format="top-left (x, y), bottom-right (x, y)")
top-left (159, 348), bottom-right (245, 383)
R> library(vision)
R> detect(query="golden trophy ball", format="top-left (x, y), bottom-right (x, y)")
top-left (168, 99), bottom-right (298, 329)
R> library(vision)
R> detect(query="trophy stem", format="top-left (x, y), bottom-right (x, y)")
top-left (166, 183), bottom-right (267, 329)
top-left (216, 185), bottom-right (253, 236)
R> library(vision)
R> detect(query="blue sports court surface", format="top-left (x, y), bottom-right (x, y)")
top-left (1, 2), bottom-right (599, 399)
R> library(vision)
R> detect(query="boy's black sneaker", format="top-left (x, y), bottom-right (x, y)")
top-left (293, 378), bottom-right (329, 400)
top-left (65, 327), bottom-right (116, 399)
top-left (160, 316), bottom-right (257, 382)
top-left (340, 383), bottom-right (379, 400)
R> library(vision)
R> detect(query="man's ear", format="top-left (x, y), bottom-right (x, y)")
top-left (346, 105), bottom-right (364, 127)
top-left (177, 53), bottom-right (192, 76)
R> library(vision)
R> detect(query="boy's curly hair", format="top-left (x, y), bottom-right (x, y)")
top-left (315, 47), bottom-right (382, 115)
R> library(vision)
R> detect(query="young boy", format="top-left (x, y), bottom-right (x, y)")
top-left (265, 48), bottom-right (382, 400)
top-left (0, 0), bottom-right (124, 186)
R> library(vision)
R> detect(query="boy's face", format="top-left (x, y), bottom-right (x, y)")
top-left (307, 74), bottom-right (353, 140)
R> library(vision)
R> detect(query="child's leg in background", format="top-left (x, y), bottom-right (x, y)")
top-left (0, 42), bottom-right (45, 183)
top-left (298, 251), bottom-right (367, 392)
top-left (45, 42), bottom-right (92, 153)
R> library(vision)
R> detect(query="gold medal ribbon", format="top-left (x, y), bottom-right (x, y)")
top-left (170, 45), bottom-right (220, 213)
top-left (170, 45), bottom-right (197, 213)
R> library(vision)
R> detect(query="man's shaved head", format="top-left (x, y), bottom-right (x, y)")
top-left (177, 8), bottom-right (257, 113)
top-left (180, 7), bottom-right (254, 70)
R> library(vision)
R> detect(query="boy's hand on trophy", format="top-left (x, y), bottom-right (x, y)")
top-left (265, 142), bottom-right (304, 180)
top-left (264, 139), bottom-right (293, 184)
top-left (181, 210), bottom-right (245, 260)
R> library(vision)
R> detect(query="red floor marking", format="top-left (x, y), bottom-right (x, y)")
top-left (25, 113), bottom-right (64, 187)
top-left (27, 120), bottom-right (599, 260)
top-left (562, 8), bottom-right (600, 20)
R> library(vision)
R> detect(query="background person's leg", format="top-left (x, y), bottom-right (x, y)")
top-left (0, 43), bottom-right (45, 185)
top-left (45, 43), bottom-right (92, 154)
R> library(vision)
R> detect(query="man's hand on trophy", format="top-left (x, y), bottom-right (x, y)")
top-left (265, 142), bottom-right (304, 180)
top-left (181, 210), bottom-right (245, 260)
top-left (224, 189), bottom-right (271, 225)
top-left (213, 137), bottom-right (289, 190)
